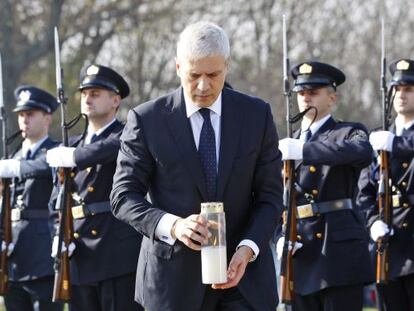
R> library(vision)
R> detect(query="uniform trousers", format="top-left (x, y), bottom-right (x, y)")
top-left (69, 272), bottom-right (143, 311)
top-left (199, 286), bottom-right (255, 311)
top-left (4, 276), bottom-right (63, 311)
top-left (292, 284), bottom-right (363, 311)
top-left (376, 273), bottom-right (414, 311)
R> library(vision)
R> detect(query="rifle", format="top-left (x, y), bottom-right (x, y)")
top-left (52, 27), bottom-right (73, 302)
top-left (279, 15), bottom-right (297, 304)
top-left (376, 18), bottom-right (393, 284)
top-left (0, 53), bottom-right (11, 295)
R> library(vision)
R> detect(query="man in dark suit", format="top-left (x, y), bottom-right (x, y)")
top-left (0, 86), bottom-right (62, 310)
top-left (46, 65), bottom-right (143, 311)
top-left (110, 21), bottom-right (283, 311)
top-left (277, 61), bottom-right (374, 311)
top-left (358, 58), bottom-right (414, 311)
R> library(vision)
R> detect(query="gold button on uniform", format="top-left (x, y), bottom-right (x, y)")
top-left (70, 172), bottom-right (76, 178)
top-left (309, 166), bottom-right (317, 173)
top-left (312, 189), bottom-right (319, 196)
top-left (87, 186), bottom-right (94, 193)
top-left (296, 235), bottom-right (302, 241)
top-left (316, 233), bottom-right (323, 239)
top-left (91, 229), bottom-right (98, 236)
top-left (402, 223), bottom-right (408, 228)
top-left (402, 162), bottom-right (409, 169)
top-left (86, 167), bottom-right (92, 173)
top-left (73, 232), bottom-right (80, 239)
top-left (403, 203), bottom-right (409, 208)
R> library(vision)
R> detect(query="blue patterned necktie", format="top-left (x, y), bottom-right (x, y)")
top-left (198, 108), bottom-right (217, 201)
top-left (300, 130), bottom-right (312, 142)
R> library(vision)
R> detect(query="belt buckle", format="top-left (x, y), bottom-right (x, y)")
top-left (297, 204), bottom-right (314, 218)
top-left (11, 208), bottom-right (22, 221)
top-left (71, 205), bottom-right (85, 219)
top-left (392, 195), bottom-right (400, 208)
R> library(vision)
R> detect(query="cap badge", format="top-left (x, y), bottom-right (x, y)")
top-left (18, 90), bottom-right (31, 103)
top-left (397, 60), bottom-right (410, 71)
top-left (86, 65), bottom-right (100, 75)
top-left (299, 63), bottom-right (312, 74)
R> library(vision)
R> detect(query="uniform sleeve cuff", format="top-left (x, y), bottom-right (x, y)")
top-left (154, 213), bottom-right (180, 245)
top-left (237, 239), bottom-right (259, 262)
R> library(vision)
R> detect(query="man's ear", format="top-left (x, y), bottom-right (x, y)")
top-left (175, 57), bottom-right (181, 77)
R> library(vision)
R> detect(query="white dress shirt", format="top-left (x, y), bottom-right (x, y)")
top-left (395, 116), bottom-right (414, 136)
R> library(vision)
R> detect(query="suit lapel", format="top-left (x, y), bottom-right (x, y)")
top-left (165, 88), bottom-right (208, 200)
top-left (216, 90), bottom-right (242, 200)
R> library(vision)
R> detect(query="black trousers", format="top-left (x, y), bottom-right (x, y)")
top-left (4, 276), bottom-right (63, 311)
top-left (69, 272), bottom-right (143, 311)
top-left (376, 273), bottom-right (414, 311)
top-left (200, 286), bottom-right (255, 311)
top-left (292, 284), bottom-right (364, 311)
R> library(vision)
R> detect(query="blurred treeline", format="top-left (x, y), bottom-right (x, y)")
top-left (1, 0), bottom-right (414, 149)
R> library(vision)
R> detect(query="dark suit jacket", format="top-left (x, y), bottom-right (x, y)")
top-left (358, 123), bottom-right (414, 280)
top-left (9, 137), bottom-right (59, 283)
top-left (50, 120), bottom-right (141, 285)
top-left (293, 117), bottom-right (374, 295)
top-left (110, 87), bottom-right (283, 311)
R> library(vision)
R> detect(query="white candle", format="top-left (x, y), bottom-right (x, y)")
top-left (201, 245), bottom-right (227, 284)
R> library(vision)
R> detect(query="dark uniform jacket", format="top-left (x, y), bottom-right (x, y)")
top-left (110, 87), bottom-right (283, 311)
top-left (358, 123), bottom-right (414, 280)
top-left (9, 137), bottom-right (59, 281)
top-left (50, 120), bottom-right (141, 285)
top-left (293, 117), bottom-right (374, 295)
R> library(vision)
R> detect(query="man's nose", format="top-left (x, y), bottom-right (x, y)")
top-left (197, 77), bottom-right (210, 91)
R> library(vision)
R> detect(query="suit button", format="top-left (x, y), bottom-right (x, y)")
top-left (403, 203), bottom-right (409, 208)
top-left (309, 166), bottom-right (317, 173)
top-left (402, 223), bottom-right (408, 228)
top-left (296, 235), bottom-right (302, 241)
top-left (87, 186), bottom-right (95, 193)
top-left (311, 189), bottom-right (319, 196)
top-left (91, 229), bottom-right (98, 236)
top-left (73, 232), bottom-right (80, 239)
top-left (401, 182), bottom-right (407, 188)
top-left (316, 232), bottom-right (323, 239)
top-left (402, 162), bottom-right (409, 169)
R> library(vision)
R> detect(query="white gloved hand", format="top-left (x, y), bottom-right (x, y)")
top-left (278, 138), bottom-right (305, 160)
top-left (1, 241), bottom-right (15, 257)
top-left (276, 236), bottom-right (303, 260)
top-left (370, 220), bottom-right (394, 242)
top-left (369, 131), bottom-right (395, 152)
top-left (0, 159), bottom-right (21, 178)
top-left (46, 147), bottom-right (76, 167)
top-left (51, 235), bottom-right (76, 258)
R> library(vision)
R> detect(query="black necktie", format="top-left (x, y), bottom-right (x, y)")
top-left (25, 149), bottom-right (32, 160)
top-left (300, 130), bottom-right (312, 142)
top-left (198, 108), bottom-right (217, 201)
top-left (90, 133), bottom-right (98, 143)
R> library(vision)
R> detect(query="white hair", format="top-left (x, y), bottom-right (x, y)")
top-left (176, 21), bottom-right (230, 62)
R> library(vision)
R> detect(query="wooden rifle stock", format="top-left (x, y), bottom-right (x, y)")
top-left (376, 150), bottom-right (391, 283)
top-left (279, 160), bottom-right (297, 304)
top-left (52, 167), bottom-right (73, 302)
top-left (0, 178), bottom-right (11, 295)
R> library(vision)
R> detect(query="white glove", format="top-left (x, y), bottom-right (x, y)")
top-left (369, 131), bottom-right (395, 152)
top-left (1, 241), bottom-right (15, 257)
top-left (276, 236), bottom-right (303, 260)
top-left (370, 220), bottom-right (394, 242)
top-left (51, 235), bottom-right (76, 258)
top-left (46, 147), bottom-right (76, 167)
top-left (0, 159), bottom-right (21, 178)
top-left (278, 138), bottom-right (305, 160)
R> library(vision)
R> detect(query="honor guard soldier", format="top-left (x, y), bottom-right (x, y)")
top-left (277, 61), bottom-right (374, 311)
top-left (0, 86), bottom-right (62, 311)
top-left (46, 65), bottom-right (143, 311)
top-left (358, 58), bottom-right (414, 311)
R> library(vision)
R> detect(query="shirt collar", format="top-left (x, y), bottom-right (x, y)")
top-left (184, 91), bottom-right (222, 118)
top-left (87, 118), bottom-right (117, 138)
top-left (395, 116), bottom-right (414, 135)
top-left (302, 114), bottom-right (331, 135)
top-left (22, 135), bottom-right (49, 157)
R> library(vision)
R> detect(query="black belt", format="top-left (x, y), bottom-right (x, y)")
top-left (296, 198), bottom-right (353, 219)
top-left (71, 201), bottom-right (111, 219)
top-left (11, 209), bottom-right (50, 221)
